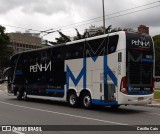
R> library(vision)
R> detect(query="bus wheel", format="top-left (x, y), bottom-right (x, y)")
top-left (68, 91), bottom-right (78, 107)
top-left (16, 90), bottom-right (22, 100)
top-left (81, 93), bottom-right (92, 109)
top-left (22, 90), bottom-right (28, 101)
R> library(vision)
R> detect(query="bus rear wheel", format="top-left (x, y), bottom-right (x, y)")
top-left (22, 90), bottom-right (28, 101)
top-left (16, 90), bottom-right (22, 100)
top-left (81, 93), bottom-right (92, 109)
top-left (68, 91), bottom-right (79, 107)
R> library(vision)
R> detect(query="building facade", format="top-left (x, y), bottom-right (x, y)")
top-left (85, 25), bottom-right (103, 37)
top-left (8, 32), bottom-right (42, 54)
top-left (138, 25), bottom-right (149, 34)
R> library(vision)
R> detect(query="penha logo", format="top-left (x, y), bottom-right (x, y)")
top-left (30, 61), bottom-right (51, 72)
top-left (131, 39), bottom-right (150, 48)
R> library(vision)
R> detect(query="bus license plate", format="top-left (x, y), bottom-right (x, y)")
top-left (138, 97), bottom-right (144, 101)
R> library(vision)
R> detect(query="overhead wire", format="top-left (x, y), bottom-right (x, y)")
top-left (59, 4), bottom-right (160, 33)
top-left (59, 4), bottom-right (160, 32)
top-left (0, 1), bottom-right (160, 35)
top-left (51, 1), bottom-right (160, 31)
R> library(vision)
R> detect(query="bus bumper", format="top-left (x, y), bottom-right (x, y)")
top-left (118, 93), bottom-right (154, 105)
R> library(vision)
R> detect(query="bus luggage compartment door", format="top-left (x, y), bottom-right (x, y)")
top-left (104, 82), bottom-right (116, 101)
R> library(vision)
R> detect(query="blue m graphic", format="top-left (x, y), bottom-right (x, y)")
top-left (66, 40), bottom-right (117, 91)
top-left (66, 58), bottom-right (86, 90)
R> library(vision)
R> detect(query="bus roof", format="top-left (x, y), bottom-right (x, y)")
top-left (11, 31), bottom-right (151, 58)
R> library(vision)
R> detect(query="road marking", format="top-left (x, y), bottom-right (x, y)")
top-left (0, 101), bottom-right (128, 126)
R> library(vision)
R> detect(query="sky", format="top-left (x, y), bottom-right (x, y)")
top-left (0, 0), bottom-right (160, 41)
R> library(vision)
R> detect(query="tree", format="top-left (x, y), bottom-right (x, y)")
top-left (153, 35), bottom-right (160, 76)
top-left (55, 37), bottom-right (65, 44)
top-left (105, 25), bottom-right (112, 33)
top-left (57, 30), bottom-right (71, 43)
top-left (54, 25), bottom-right (134, 43)
top-left (75, 28), bottom-right (82, 40)
top-left (0, 25), bottom-right (13, 78)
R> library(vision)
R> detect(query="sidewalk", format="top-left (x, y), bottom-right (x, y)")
top-left (146, 100), bottom-right (160, 108)
top-left (0, 83), bottom-right (7, 92)
top-left (1, 83), bottom-right (160, 108)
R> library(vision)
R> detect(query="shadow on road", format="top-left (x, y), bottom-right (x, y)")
top-left (7, 97), bottom-right (146, 115)
top-left (91, 105), bottom-right (145, 114)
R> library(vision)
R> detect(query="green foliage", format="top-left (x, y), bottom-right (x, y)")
top-left (55, 37), bottom-right (66, 44)
top-left (74, 26), bottom-right (133, 40)
top-left (0, 26), bottom-right (10, 46)
top-left (153, 35), bottom-right (160, 76)
top-left (54, 25), bottom-right (131, 44)
top-left (56, 30), bottom-right (71, 43)
top-left (154, 91), bottom-right (160, 99)
top-left (0, 25), bottom-right (13, 78)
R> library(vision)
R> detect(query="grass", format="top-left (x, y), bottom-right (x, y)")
top-left (154, 91), bottom-right (160, 99)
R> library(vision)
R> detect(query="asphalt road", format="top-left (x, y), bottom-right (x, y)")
top-left (0, 88), bottom-right (160, 134)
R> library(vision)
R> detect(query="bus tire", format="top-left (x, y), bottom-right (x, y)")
top-left (22, 90), bottom-right (28, 101)
top-left (68, 91), bottom-right (79, 107)
top-left (81, 92), bottom-right (92, 109)
top-left (16, 90), bottom-right (22, 100)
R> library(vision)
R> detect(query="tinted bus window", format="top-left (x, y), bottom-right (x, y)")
top-left (85, 35), bottom-right (119, 58)
top-left (64, 42), bottom-right (84, 60)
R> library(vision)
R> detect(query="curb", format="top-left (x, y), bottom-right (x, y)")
top-left (154, 99), bottom-right (160, 101)
top-left (145, 100), bottom-right (160, 108)
top-left (146, 104), bottom-right (160, 108)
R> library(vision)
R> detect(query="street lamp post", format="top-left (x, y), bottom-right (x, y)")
top-left (102, 0), bottom-right (105, 34)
